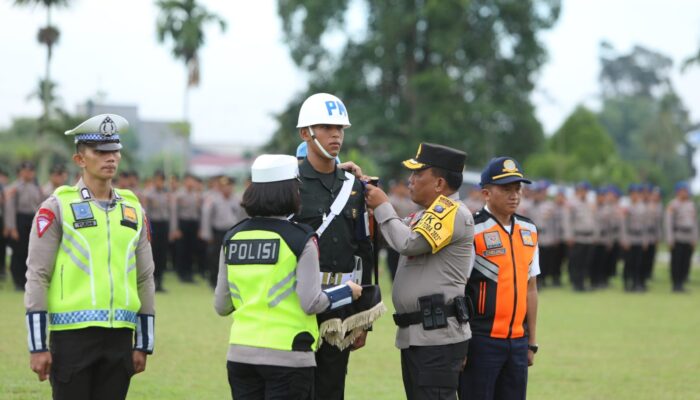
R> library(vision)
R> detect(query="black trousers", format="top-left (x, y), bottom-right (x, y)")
top-left (402, 341), bottom-right (468, 400)
top-left (10, 212), bottom-right (34, 289)
top-left (623, 245), bottom-right (644, 291)
top-left (642, 243), bottom-right (657, 281)
top-left (460, 336), bottom-right (527, 400)
top-left (568, 243), bottom-right (595, 291)
top-left (670, 243), bottom-right (693, 290)
top-left (591, 244), bottom-right (608, 287)
top-left (605, 243), bottom-right (620, 278)
top-left (150, 220), bottom-right (169, 290)
top-left (175, 219), bottom-right (202, 282)
top-left (538, 245), bottom-right (558, 286)
top-left (209, 229), bottom-right (228, 288)
top-left (314, 343), bottom-right (351, 400)
top-left (49, 327), bottom-right (135, 400)
top-left (227, 361), bottom-right (314, 400)
top-left (0, 215), bottom-right (6, 277)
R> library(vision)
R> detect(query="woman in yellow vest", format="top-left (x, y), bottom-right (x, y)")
top-left (214, 154), bottom-right (362, 400)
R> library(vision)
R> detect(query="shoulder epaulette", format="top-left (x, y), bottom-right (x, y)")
top-left (473, 209), bottom-right (490, 224)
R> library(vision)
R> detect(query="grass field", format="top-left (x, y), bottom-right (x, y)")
top-left (1, 259), bottom-right (699, 400)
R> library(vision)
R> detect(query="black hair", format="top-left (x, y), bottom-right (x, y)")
top-left (431, 167), bottom-right (462, 191)
top-left (240, 179), bottom-right (300, 217)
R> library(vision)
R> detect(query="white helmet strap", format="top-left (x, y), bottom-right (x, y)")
top-left (308, 126), bottom-right (335, 160)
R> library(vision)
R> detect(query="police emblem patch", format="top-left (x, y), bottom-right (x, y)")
top-left (71, 202), bottom-right (94, 220)
top-left (122, 205), bottom-right (137, 223)
top-left (503, 159), bottom-right (518, 172)
top-left (36, 208), bottom-right (55, 238)
top-left (484, 231), bottom-right (502, 249)
top-left (434, 205), bottom-right (445, 213)
top-left (520, 230), bottom-right (534, 246)
top-left (121, 205), bottom-right (138, 230)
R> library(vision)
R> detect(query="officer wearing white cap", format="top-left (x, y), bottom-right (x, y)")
top-left (365, 143), bottom-right (473, 400)
top-left (24, 114), bottom-right (156, 399)
top-left (214, 154), bottom-right (362, 400)
top-left (293, 93), bottom-right (375, 399)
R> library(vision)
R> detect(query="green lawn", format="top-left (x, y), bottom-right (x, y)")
top-left (1, 261), bottom-right (698, 399)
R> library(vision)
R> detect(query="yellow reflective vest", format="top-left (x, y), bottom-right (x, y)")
top-left (225, 218), bottom-right (319, 352)
top-left (48, 185), bottom-right (143, 331)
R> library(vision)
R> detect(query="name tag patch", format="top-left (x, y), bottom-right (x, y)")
top-left (483, 248), bottom-right (507, 257)
top-left (226, 239), bottom-right (280, 265)
top-left (520, 230), bottom-right (534, 246)
top-left (121, 205), bottom-right (138, 230)
top-left (74, 220), bottom-right (98, 229)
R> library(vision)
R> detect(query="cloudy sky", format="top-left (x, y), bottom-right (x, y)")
top-left (0, 0), bottom-right (699, 146)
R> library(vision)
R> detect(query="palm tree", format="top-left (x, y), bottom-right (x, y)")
top-left (13, 0), bottom-right (70, 121)
top-left (155, 0), bottom-right (227, 120)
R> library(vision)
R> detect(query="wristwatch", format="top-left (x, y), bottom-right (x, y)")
top-left (528, 344), bottom-right (539, 353)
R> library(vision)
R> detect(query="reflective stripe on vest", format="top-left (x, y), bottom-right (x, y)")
top-left (469, 215), bottom-right (537, 339)
top-left (226, 227), bottom-right (319, 352)
top-left (48, 185), bottom-right (142, 331)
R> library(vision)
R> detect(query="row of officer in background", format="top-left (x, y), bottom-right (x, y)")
top-left (138, 170), bottom-right (247, 291)
top-left (517, 180), bottom-right (696, 293)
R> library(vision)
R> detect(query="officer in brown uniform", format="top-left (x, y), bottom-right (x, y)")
top-left (530, 181), bottom-right (558, 288)
top-left (665, 182), bottom-right (697, 292)
top-left (366, 143), bottom-right (473, 400)
top-left (643, 185), bottom-right (663, 282)
top-left (621, 184), bottom-right (648, 292)
top-left (564, 182), bottom-right (598, 292)
top-left (201, 176), bottom-right (247, 288)
top-left (42, 164), bottom-right (69, 198)
top-left (170, 173), bottom-right (204, 282)
top-left (24, 114), bottom-right (155, 399)
top-left (603, 185), bottom-right (624, 284)
top-left (142, 171), bottom-right (171, 292)
top-left (4, 161), bottom-right (44, 290)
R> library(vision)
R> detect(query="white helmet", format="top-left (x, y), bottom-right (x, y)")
top-left (296, 93), bottom-right (351, 128)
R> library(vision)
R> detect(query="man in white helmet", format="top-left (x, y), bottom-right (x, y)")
top-left (293, 93), bottom-right (375, 399)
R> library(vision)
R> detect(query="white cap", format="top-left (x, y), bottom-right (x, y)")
top-left (296, 93), bottom-right (351, 128)
top-left (251, 154), bottom-right (299, 183)
top-left (65, 114), bottom-right (129, 151)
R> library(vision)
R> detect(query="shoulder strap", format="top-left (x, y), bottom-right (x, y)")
top-left (316, 171), bottom-right (355, 237)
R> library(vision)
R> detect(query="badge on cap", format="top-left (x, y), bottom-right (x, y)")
top-left (99, 116), bottom-right (117, 136)
top-left (503, 159), bottom-right (518, 173)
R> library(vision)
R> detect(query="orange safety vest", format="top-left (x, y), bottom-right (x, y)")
top-left (467, 210), bottom-right (538, 339)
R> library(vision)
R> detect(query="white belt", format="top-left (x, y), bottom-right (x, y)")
top-left (320, 271), bottom-right (356, 286)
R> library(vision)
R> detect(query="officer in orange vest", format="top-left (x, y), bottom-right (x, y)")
top-left (460, 156), bottom-right (540, 400)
